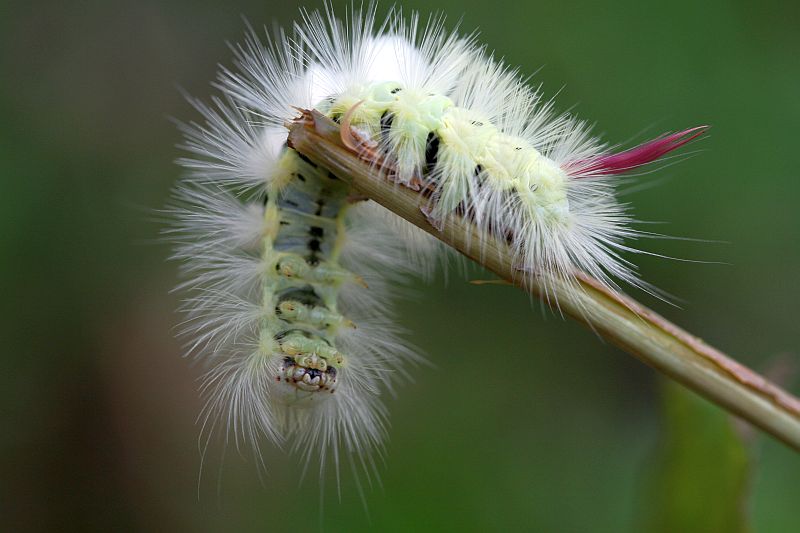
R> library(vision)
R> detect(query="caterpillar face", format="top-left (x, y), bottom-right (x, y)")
top-left (278, 354), bottom-right (339, 395)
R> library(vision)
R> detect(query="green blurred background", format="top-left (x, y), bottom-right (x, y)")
top-left (2, 0), bottom-right (798, 530)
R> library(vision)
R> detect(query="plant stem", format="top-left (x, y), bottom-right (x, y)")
top-left (287, 109), bottom-right (800, 451)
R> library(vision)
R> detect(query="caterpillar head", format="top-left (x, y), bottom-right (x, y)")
top-left (278, 353), bottom-right (339, 394)
top-left (275, 333), bottom-right (344, 398)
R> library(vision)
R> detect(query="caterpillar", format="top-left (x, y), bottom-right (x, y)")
top-left (169, 5), bottom-right (704, 480)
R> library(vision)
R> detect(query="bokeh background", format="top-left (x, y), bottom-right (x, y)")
top-left (2, 0), bottom-right (799, 530)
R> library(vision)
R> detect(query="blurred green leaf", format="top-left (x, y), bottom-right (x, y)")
top-left (642, 381), bottom-right (753, 533)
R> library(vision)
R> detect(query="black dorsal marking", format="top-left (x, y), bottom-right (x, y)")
top-left (297, 152), bottom-right (317, 168)
top-left (309, 226), bottom-right (324, 237)
top-left (474, 164), bottom-right (486, 187)
top-left (274, 328), bottom-right (317, 342)
top-left (380, 111), bottom-right (394, 147)
top-left (277, 287), bottom-right (322, 307)
top-left (425, 132), bottom-right (440, 175)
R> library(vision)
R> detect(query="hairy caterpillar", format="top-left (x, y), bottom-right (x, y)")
top-left (169, 5), bottom-right (704, 480)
